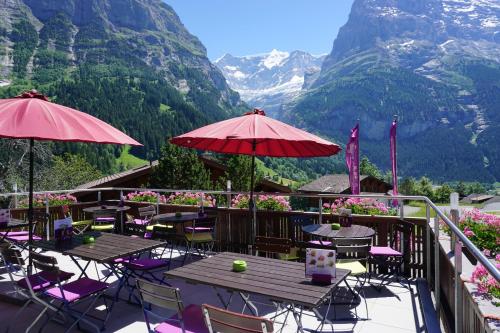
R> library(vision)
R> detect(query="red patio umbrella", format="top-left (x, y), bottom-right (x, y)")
top-left (171, 108), bottom-right (341, 241)
top-left (0, 90), bottom-right (142, 250)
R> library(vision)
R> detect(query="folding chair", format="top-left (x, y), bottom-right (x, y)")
top-left (4, 211), bottom-right (46, 246)
top-left (0, 247), bottom-right (74, 332)
top-left (132, 205), bottom-right (156, 225)
top-left (332, 237), bottom-right (372, 319)
top-left (60, 205), bottom-right (92, 235)
top-left (254, 236), bottom-right (294, 260)
top-left (369, 219), bottom-right (413, 290)
top-left (91, 209), bottom-right (116, 232)
top-left (202, 303), bottom-right (274, 333)
top-left (31, 251), bottom-right (111, 332)
top-left (136, 279), bottom-right (208, 333)
top-left (290, 215), bottom-right (332, 248)
top-left (182, 215), bottom-right (217, 265)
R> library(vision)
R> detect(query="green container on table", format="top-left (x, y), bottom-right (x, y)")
top-left (331, 223), bottom-right (341, 230)
top-left (83, 235), bottom-right (95, 244)
top-left (233, 260), bottom-right (247, 272)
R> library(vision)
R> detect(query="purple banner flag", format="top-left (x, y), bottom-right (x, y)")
top-left (390, 119), bottom-right (398, 206)
top-left (345, 124), bottom-right (360, 195)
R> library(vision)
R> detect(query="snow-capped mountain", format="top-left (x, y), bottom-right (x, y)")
top-left (215, 50), bottom-right (325, 116)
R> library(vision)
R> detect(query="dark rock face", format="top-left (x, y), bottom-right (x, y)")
top-left (283, 0), bottom-right (500, 182)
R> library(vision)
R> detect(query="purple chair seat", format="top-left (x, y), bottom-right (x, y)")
top-left (6, 234), bottom-right (42, 242)
top-left (154, 304), bottom-right (208, 333)
top-left (123, 258), bottom-right (169, 270)
top-left (369, 246), bottom-right (402, 256)
top-left (309, 240), bottom-right (332, 246)
top-left (45, 277), bottom-right (108, 303)
top-left (133, 219), bottom-right (149, 225)
top-left (0, 231), bottom-right (29, 236)
top-left (184, 227), bottom-right (212, 232)
top-left (17, 270), bottom-right (74, 292)
top-left (96, 217), bottom-right (115, 222)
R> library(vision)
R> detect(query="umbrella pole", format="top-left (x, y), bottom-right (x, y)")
top-left (249, 153), bottom-right (256, 249)
top-left (28, 138), bottom-right (34, 273)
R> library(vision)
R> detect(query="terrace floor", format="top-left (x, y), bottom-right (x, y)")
top-left (0, 249), bottom-right (424, 333)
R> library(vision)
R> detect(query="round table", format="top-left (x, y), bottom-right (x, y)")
top-left (82, 205), bottom-right (131, 214)
top-left (302, 224), bottom-right (375, 239)
top-left (151, 212), bottom-right (207, 224)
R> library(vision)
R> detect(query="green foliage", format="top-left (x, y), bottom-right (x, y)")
top-left (221, 155), bottom-right (260, 192)
top-left (359, 156), bottom-right (382, 179)
top-left (150, 142), bottom-right (211, 190)
top-left (11, 19), bottom-right (38, 76)
top-left (39, 154), bottom-right (103, 191)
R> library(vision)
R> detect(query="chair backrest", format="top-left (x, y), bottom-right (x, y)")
top-left (289, 215), bottom-right (314, 243)
top-left (202, 304), bottom-right (274, 333)
top-left (136, 279), bottom-right (185, 330)
top-left (184, 216), bottom-right (217, 234)
top-left (92, 209), bottom-right (116, 223)
top-left (151, 224), bottom-right (177, 240)
top-left (138, 205), bottom-right (156, 220)
top-left (124, 222), bottom-right (146, 237)
top-left (332, 237), bottom-right (372, 261)
top-left (391, 219), bottom-right (413, 254)
top-left (254, 236), bottom-right (291, 257)
top-left (30, 251), bottom-right (60, 274)
top-left (0, 246), bottom-right (25, 266)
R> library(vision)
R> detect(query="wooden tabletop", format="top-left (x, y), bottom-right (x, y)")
top-left (0, 219), bottom-right (29, 230)
top-left (165, 252), bottom-right (350, 308)
top-left (151, 212), bottom-right (206, 223)
top-left (82, 205), bottom-right (131, 213)
top-left (302, 224), bottom-right (375, 239)
top-left (34, 232), bottom-right (166, 263)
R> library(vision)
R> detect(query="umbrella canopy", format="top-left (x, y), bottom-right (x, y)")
top-left (0, 90), bottom-right (142, 263)
top-left (170, 109), bottom-right (340, 157)
top-left (0, 90), bottom-right (141, 145)
top-left (171, 109), bottom-right (341, 245)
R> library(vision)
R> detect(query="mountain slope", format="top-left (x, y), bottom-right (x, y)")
top-left (215, 50), bottom-right (325, 117)
top-left (0, 0), bottom-right (245, 174)
top-left (283, 0), bottom-right (500, 182)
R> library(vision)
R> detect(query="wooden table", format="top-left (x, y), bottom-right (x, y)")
top-left (151, 212), bottom-right (205, 224)
top-left (35, 232), bottom-right (165, 264)
top-left (302, 224), bottom-right (375, 239)
top-left (165, 252), bottom-right (350, 332)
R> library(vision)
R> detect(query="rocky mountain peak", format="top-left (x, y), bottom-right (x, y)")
top-left (215, 50), bottom-right (325, 116)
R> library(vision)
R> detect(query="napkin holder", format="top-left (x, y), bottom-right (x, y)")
top-left (311, 273), bottom-right (332, 285)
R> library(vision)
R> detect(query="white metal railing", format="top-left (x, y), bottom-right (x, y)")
top-left (1, 186), bottom-right (498, 332)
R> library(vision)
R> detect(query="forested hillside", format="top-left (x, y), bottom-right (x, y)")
top-left (0, 0), bottom-right (245, 182)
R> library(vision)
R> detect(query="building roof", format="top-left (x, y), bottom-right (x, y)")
top-left (76, 157), bottom-right (289, 193)
top-left (298, 174), bottom-right (391, 194)
top-left (460, 193), bottom-right (495, 204)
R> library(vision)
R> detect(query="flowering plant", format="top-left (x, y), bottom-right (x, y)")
top-left (126, 191), bottom-right (166, 204)
top-left (231, 194), bottom-right (291, 211)
top-left (322, 198), bottom-right (397, 216)
top-left (442, 209), bottom-right (499, 256)
top-left (167, 192), bottom-right (216, 207)
top-left (19, 193), bottom-right (77, 207)
top-left (471, 255), bottom-right (500, 304)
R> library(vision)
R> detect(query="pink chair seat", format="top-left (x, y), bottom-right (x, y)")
top-left (6, 234), bottom-right (42, 242)
top-left (123, 258), bottom-right (169, 271)
top-left (45, 278), bottom-right (108, 303)
top-left (17, 270), bottom-right (74, 292)
top-left (369, 246), bottom-right (402, 256)
top-left (155, 304), bottom-right (208, 333)
top-left (309, 240), bottom-right (332, 246)
top-left (184, 227), bottom-right (212, 232)
top-left (0, 231), bottom-right (29, 236)
top-left (96, 217), bottom-right (115, 222)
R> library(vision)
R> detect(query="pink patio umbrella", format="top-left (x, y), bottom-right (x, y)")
top-left (171, 108), bottom-right (341, 241)
top-left (0, 90), bottom-right (142, 249)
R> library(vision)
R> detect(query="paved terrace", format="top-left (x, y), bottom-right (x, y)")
top-left (0, 249), bottom-right (423, 333)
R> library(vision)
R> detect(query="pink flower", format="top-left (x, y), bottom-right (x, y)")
top-left (463, 227), bottom-right (475, 238)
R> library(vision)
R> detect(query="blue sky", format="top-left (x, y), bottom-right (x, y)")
top-left (165, 0), bottom-right (354, 60)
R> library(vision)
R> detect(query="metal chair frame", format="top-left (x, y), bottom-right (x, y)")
top-left (202, 303), bottom-right (274, 333)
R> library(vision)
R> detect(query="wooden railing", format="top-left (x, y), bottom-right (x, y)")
top-left (9, 200), bottom-right (427, 278)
